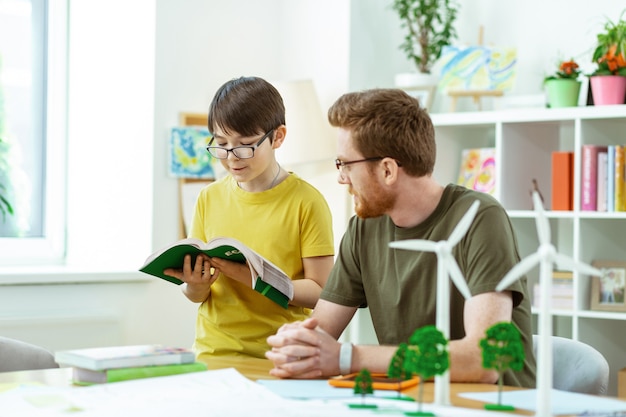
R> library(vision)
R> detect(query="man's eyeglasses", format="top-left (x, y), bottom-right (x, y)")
top-left (335, 157), bottom-right (383, 172)
top-left (207, 129), bottom-right (274, 159)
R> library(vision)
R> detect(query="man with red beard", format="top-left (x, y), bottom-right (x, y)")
top-left (266, 88), bottom-right (536, 388)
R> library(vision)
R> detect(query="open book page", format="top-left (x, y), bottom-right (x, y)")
top-left (207, 237), bottom-right (294, 301)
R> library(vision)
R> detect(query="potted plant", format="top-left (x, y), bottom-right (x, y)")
top-left (392, 0), bottom-right (459, 88)
top-left (589, 10), bottom-right (626, 105)
top-left (543, 58), bottom-right (582, 108)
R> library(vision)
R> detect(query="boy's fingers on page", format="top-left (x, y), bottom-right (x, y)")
top-left (208, 258), bottom-right (251, 287)
top-left (180, 254), bottom-right (197, 277)
top-left (193, 254), bottom-right (204, 271)
top-left (201, 261), bottom-right (219, 285)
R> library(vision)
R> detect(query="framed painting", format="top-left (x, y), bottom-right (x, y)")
top-left (456, 147), bottom-right (496, 195)
top-left (438, 45), bottom-right (517, 92)
top-left (590, 260), bottom-right (626, 312)
top-left (169, 126), bottom-right (215, 179)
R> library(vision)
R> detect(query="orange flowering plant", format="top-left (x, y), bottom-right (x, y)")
top-left (544, 59), bottom-right (581, 82)
top-left (591, 11), bottom-right (626, 76)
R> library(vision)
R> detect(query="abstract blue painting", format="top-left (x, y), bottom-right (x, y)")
top-left (169, 127), bottom-right (215, 179)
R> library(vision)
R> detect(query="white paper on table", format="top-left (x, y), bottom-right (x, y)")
top-left (257, 378), bottom-right (410, 399)
top-left (459, 389), bottom-right (626, 415)
top-left (4, 369), bottom-right (617, 417)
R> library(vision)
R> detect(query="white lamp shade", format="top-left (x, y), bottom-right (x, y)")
top-left (271, 79), bottom-right (336, 167)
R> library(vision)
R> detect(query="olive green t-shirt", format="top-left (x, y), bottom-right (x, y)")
top-left (321, 184), bottom-right (536, 387)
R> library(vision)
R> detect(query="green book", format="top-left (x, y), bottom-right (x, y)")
top-left (139, 236), bottom-right (292, 308)
top-left (72, 361), bottom-right (208, 385)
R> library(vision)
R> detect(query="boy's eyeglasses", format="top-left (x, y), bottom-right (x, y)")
top-left (207, 129), bottom-right (274, 159)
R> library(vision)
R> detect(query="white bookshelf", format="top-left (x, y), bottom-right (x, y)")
top-left (431, 105), bottom-right (626, 396)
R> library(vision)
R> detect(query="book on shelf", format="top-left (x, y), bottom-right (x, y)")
top-left (597, 149), bottom-right (608, 212)
top-left (139, 236), bottom-right (293, 308)
top-left (456, 147), bottom-right (496, 195)
top-left (551, 151), bottom-right (574, 211)
top-left (72, 361), bottom-right (208, 385)
top-left (581, 144), bottom-right (608, 211)
top-left (607, 145), bottom-right (615, 213)
top-left (616, 145), bottom-right (625, 211)
top-left (54, 345), bottom-right (196, 371)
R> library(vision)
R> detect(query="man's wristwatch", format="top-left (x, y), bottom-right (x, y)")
top-left (339, 342), bottom-right (353, 375)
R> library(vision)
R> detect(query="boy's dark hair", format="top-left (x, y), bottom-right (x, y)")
top-left (207, 76), bottom-right (285, 138)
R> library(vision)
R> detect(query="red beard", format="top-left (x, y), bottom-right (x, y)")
top-left (353, 179), bottom-right (395, 219)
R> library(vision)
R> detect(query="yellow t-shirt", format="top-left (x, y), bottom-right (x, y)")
top-left (189, 173), bottom-right (334, 359)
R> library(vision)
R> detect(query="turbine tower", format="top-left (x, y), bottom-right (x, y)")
top-left (389, 199), bottom-right (479, 406)
top-left (496, 191), bottom-right (602, 417)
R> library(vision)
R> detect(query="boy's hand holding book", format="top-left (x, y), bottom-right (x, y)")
top-left (140, 236), bottom-right (294, 308)
top-left (165, 254), bottom-right (220, 303)
top-left (164, 254), bottom-right (219, 286)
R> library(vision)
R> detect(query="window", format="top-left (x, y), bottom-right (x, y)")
top-left (0, 0), bottom-right (66, 265)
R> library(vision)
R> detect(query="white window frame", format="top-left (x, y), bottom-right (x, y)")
top-left (0, 0), bottom-right (67, 266)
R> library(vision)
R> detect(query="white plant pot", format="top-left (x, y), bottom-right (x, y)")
top-left (394, 72), bottom-right (439, 111)
top-left (394, 72), bottom-right (438, 88)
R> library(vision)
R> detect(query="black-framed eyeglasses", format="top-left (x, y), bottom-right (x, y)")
top-left (207, 129), bottom-right (275, 159)
top-left (335, 157), bottom-right (383, 171)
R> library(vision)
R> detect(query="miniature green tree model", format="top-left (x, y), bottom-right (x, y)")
top-left (401, 325), bottom-right (450, 416)
top-left (480, 322), bottom-right (525, 411)
top-left (388, 343), bottom-right (413, 398)
top-left (349, 368), bottom-right (378, 409)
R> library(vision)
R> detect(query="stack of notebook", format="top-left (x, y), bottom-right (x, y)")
top-left (54, 344), bottom-right (206, 385)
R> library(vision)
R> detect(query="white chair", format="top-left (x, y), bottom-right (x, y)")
top-left (532, 335), bottom-right (609, 395)
top-left (0, 336), bottom-right (59, 372)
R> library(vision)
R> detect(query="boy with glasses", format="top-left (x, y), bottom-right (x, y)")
top-left (166, 76), bottom-right (334, 360)
top-left (266, 88), bottom-right (536, 388)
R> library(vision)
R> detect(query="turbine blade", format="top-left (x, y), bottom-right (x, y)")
top-left (448, 200), bottom-right (480, 246)
top-left (553, 253), bottom-right (603, 277)
top-left (446, 255), bottom-right (472, 299)
top-left (532, 191), bottom-right (551, 245)
top-left (496, 253), bottom-right (542, 291)
top-left (389, 239), bottom-right (437, 252)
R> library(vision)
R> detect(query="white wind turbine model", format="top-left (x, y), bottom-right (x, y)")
top-left (389, 199), bottom-right (479, 406)
top-left (496, 191), bottom-right (603, 417)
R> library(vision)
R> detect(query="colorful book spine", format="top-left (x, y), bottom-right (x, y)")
top-left (607, 145), bottom-right (615, 212)
top-left (551, 151), bottom-right (574, 211)
top-left (581, 145), bottom-right (607, 211)
top-left (616, 145), bottom-right (625, 212)
top-left (597, 150), bottom-right (608, 212)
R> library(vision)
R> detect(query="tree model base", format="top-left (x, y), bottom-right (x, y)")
top-left (485, 404), bottom-right (515, 411)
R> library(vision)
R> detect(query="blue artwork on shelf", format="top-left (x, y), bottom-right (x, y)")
top-left (439, 45), bottom-right (517, 92)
